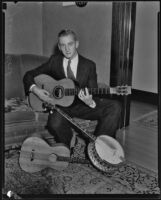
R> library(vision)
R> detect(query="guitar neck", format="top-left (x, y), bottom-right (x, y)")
top-left (88, 87), bottom-right (110, 95)
top-left (65, 87), bottom-right (111, 96)
top-left (57, 155), bottom-right (90, 164)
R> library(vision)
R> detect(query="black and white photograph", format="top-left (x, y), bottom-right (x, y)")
top-left (2, 1), bottom-right (160, 199)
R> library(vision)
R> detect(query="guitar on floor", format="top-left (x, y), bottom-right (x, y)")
top-left (28, 74), bottom-right (131, 112)
top-left (19, 136), bottom-right (89, 173)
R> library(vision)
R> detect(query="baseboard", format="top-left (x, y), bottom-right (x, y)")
top-left (131, 89), bottom-right (158, 105)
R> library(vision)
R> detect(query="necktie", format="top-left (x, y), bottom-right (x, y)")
top-left (67, 59), bottom-right (75, 80)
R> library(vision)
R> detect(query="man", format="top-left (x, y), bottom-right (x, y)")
top-left (23, 29), bottom-right (121, 150)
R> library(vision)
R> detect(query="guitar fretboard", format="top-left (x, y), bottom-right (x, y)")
top-left (64, 87), bottom-right (110, 96)
top-left (57, 155), bottom-right (90, 164)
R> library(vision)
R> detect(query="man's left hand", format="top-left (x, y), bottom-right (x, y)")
top-left (78, 88), bottom-right (96, 108)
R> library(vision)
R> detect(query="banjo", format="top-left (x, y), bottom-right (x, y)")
top-left (44, 104), bottom-right (125, 173)
top-left (28, 74), bottom-right (128, 172)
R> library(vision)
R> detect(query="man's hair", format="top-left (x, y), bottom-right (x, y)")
top-left (58, 29), bottom-right (78, 41)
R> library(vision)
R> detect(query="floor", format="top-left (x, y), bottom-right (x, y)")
top-left (116, 100), bottom-right (158, 173)
top-left (130, 100), bottom-right (157, 122)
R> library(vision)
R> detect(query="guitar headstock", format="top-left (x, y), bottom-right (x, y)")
top-left (111, 85), bottom-right (131, 96)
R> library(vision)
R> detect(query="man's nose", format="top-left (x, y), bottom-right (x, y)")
top-left (65, 45), bottom-right (69, 51)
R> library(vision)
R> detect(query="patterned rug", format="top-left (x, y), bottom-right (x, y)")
top-left (4, 106), bottom-right (160, 196)
top-left (4, 138), bottom-right (160, 196)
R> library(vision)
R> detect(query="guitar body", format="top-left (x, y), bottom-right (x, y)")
top-left (28, 74), bottom-right (131, 112)
top-left (19, 137), bottom-right (70, 173)
top-left (28, 74), bottom-right (75, 111)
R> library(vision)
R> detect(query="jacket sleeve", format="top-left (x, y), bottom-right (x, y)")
top-left (23, 55), bottom-right (54, 96)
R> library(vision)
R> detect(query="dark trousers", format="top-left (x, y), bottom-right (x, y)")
top-left (46, 98), bottom-right (122, 148)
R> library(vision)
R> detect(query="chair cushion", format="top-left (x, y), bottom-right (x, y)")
top-left (5, 97), bottom-right (50, 150)
top-left (5, 97), bottom-right (34, 122)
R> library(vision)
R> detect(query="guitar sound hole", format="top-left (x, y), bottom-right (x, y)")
top-left (53, 86), bottom-right (64, 99)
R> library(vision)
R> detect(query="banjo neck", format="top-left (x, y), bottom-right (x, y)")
top-left (49, 104), bottom-right (96, 142)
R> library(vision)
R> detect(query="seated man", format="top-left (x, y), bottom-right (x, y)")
top-left (23, 29), bottom-right (122, 150)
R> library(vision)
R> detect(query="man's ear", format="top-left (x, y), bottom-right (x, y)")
top-left (76, 40), bottom-right (79, 49)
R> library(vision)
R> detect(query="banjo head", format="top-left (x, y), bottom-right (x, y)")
top-left (87, 135), bottom-right (125, 173)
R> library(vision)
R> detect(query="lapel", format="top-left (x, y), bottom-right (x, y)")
top-left (76, 54), bottom-right (87, 85)
top-left (57, 54), bottom-right (66, 78)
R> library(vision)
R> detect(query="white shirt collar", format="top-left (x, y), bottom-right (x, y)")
top-left (63, 54), bottom-right (79, 78)
top-left (64, 53), bottom-right (78, 64)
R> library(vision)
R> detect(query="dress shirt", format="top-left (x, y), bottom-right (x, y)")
top-left (63, 54), bottom-right (78, 78)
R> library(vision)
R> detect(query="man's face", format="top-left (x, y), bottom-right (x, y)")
top-left (58, 34), bottom-right (79, 59)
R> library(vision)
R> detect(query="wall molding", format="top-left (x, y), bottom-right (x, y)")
top-left (62, 2), bottom-right (75, 7)
top-left (131, 89), bottom-right (158, 105)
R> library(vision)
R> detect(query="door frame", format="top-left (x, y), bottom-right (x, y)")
top-left (110, 2), bottom-right (137, 127)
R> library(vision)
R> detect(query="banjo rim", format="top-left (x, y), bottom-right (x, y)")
top-left (87, 135), bottom-right (125, 172)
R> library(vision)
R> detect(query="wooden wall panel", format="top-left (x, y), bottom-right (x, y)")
top-left (110, 2), bottom-right (136, 127)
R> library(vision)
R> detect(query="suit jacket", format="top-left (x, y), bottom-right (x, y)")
top-left (23, 53), bottom-right (98, 97)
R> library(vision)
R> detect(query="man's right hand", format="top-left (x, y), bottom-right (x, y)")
top-left (32, 85), bottom-right (51, 102)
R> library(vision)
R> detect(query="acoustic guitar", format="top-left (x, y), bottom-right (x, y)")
top-left (19, 136), bottom-right (89, 173)
top-left (28, 74), bottom-right (131, 112)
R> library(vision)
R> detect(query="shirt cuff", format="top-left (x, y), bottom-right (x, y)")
top-left (89, 100), bottom-right (96, 108)
top-left (29, 84), bottom-right (36, 92)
